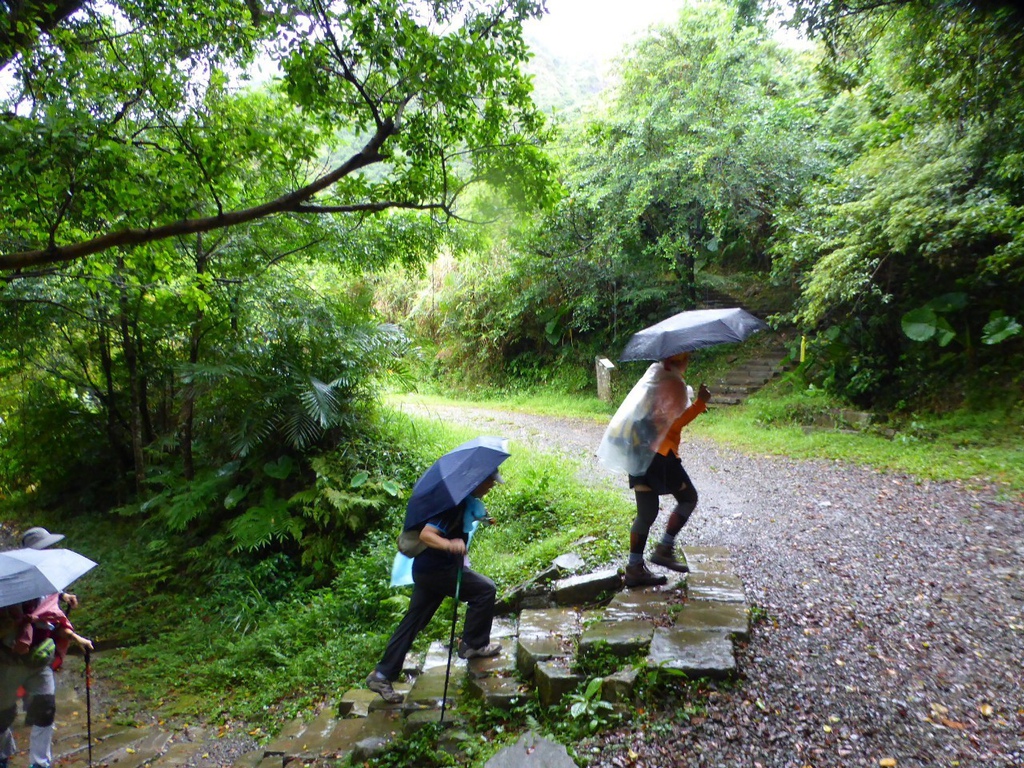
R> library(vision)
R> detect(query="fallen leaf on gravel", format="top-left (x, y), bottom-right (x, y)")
top-left (939, 717), bottom-right (966, 729)
top-left (979, 704), bottom-right (994, 717)
top-left (930, 703), bottom-right (949, 716)
top-left (879, 758), bottom-right (897, 767)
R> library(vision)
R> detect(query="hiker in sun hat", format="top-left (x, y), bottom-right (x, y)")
top-left (0, 527), bottom-right (93, 768)
top-left (20, 529), bottom-right (77, 611)
top-left (20, 529), bottom-right (64, 550)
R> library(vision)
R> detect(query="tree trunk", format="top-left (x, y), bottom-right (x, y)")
top-left (115, 256), bottom-right (146, 493)
top-left (96, 306), bottom-right (130, 502)
top-left (181, 235), bottom-right (209, 481)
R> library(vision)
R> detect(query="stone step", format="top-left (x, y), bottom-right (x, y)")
top-left (710, 397), bottom-right (745, 407)
top-left (272, 545), bottom-right (750, 760)
top-left (9, 550), bottom-right (747, 768)
top-left (708, 345), bottom-right (791, 405)
top-left (716, 379), bottom-right (774, 392)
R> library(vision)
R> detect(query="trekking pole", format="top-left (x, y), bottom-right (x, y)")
top-left (439, 562), bottom-right (463, 724)
top-left (84, 648), bottom-right (93, 768)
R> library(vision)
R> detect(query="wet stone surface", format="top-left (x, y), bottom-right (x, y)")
top-left (579, 619), bottom-right (656, 657)
top-left (673, 598), bottom-right (750, 641)
top-left (648, 627), bottom-right (737, 679)
top-left (551, 568), bottom-right (622, 605)
top-left (534, 658), bottom-right (586, 707)
top-left (686, 571), bottom-right (746, 602)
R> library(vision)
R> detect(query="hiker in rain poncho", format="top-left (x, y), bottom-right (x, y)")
top-left (597, 352), bottom-right (710, 587)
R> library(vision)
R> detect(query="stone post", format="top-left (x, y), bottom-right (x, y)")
top-left (595, 356), bottom-right (615, 402)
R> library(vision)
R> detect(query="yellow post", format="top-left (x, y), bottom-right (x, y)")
top-left (800, 335), bottom-right (806, 363)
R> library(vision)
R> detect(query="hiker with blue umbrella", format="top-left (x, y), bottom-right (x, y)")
top-left (366, 436), bottom-right (509, 706)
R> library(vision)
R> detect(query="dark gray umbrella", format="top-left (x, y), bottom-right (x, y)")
top-left (619, 307), bottom-right (768, 362)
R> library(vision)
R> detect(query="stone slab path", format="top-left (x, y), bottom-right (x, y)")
top-left (14, 546), bottom-right (747, 767)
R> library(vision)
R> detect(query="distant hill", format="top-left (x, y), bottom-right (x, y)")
top-left (522, 32), bottom-right (612, 117)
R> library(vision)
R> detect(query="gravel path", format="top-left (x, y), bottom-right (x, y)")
top-left (399, 402), bottom-right (1024, 768)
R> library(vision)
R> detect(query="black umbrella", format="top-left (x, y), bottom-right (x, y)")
top-left (619, 307), bottom-right (768, 362)
top-left (404, 436), bottom-right (510, 529)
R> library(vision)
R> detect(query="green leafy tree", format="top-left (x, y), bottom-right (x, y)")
top-left (769, 4), bottom-right (1024, 405)
top-left (0, 0), bottom-right (555, 272)
top-left (575, 3), bottom-right (819, 294)
top-left (417, 0), bottom-right (821, 383)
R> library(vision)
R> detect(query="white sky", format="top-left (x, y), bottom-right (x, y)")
top-left (524, 0), bottom-right (810, 64)
top-left (523, 0), bottom-right (685, 63)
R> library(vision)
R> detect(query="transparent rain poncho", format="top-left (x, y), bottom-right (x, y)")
top-left (596, 363), bottom-right (693, 476)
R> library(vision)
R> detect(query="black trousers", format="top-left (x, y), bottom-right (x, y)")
top-left (375, 564), bottom-right (496, 681)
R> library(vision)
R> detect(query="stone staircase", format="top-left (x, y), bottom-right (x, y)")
top-left (696, 285), bottom-right (794, 406)
top-left (696, 285), bottom-right (776, 318)
top-left (708, 342), bottom-right (792, 406)
top-left (18, 546), bottom-right (748, 767)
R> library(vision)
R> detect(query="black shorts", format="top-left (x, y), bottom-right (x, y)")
top-left (629, 451), bottom-right (692, 495)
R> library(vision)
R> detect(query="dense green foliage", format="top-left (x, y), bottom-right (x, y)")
top-left (1, 0), bottom-right (1023, 758)
top-left (767, 2), bottom-right (1024, 407)
top-left (380, 0), bottom-right (1023, 413)
top-left (1, 0), bottom-right (557, 567)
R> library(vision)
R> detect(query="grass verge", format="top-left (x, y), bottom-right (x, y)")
top-left (389, 379), bottom-right (1024, 494)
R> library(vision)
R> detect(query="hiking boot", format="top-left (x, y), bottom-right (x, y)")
top-left (365, 670), bottom-right (403, 703)
top-left (458, 641), bottom-right (502, 659)
top-left (624, 563), bottom-right (668, 587)
top-left (650, 543), bottom-right (689, 573)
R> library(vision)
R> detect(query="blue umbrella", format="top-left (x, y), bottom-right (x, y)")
top-left (404, 436), bottom-right (510, 529)
top-left (619, 307), bottom-right (768, 362)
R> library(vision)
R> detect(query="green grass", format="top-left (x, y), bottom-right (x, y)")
top-left (708, 379), bottom-right (1024, 493)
